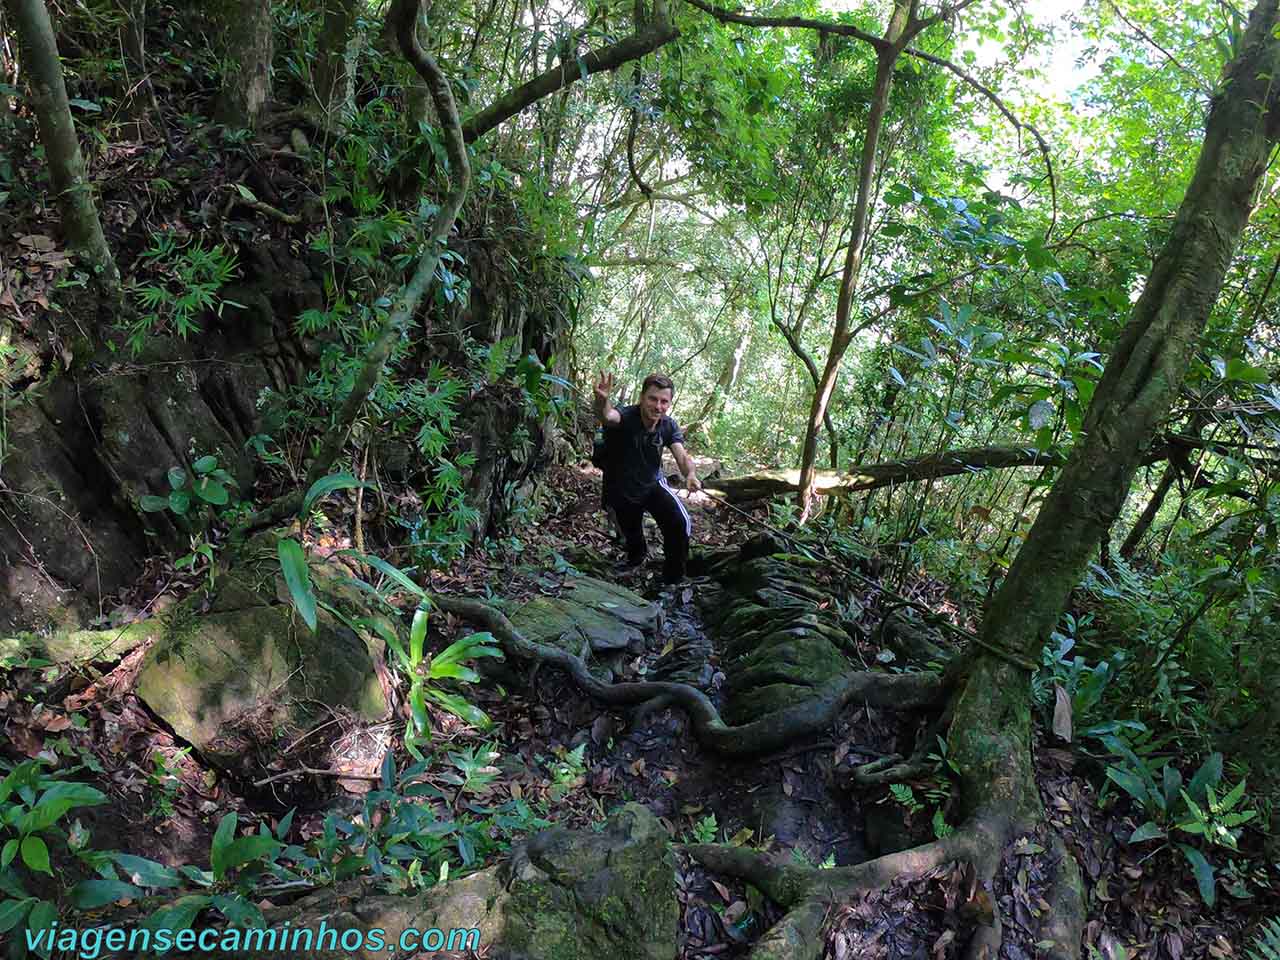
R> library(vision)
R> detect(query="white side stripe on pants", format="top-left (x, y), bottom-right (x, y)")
top-left (658, 477), bottom-right (692, 536)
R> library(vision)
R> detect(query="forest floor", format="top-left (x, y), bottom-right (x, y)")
top-left (0, 460), bottom-right (1261, 959)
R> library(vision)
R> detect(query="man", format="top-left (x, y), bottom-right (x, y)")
top-left (594, 371), bottom-right (701, 584)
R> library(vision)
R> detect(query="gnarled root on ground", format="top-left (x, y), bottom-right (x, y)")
top-left (430, 593), bottom-right (947, 757)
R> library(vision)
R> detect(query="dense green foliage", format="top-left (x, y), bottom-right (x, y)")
top-left (2, 0), bottom-right (1279, 935)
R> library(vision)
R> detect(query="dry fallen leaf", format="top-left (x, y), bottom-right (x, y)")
top-left (1052, 683), bottom-right (1073, 742)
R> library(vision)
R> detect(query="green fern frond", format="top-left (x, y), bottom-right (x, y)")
top-left (1248, 918), bottom-right (1280, 960)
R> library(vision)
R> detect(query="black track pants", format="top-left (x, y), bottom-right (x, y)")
top-left (610, 480), bottom-right (692, 582)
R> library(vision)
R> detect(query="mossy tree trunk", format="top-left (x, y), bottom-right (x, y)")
top-left (312, 0), bottom-right (361, 130)
top-left (5, 0), bottom-right (119, 293)
top-left (214, 0), bottom-right (273, 129)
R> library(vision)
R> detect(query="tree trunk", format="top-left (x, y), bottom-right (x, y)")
top-left (1118, 462), bottom-right (1178, 560)
top-left (214, 0), bottom-right (273, 129)
top-left (949, 0), bottom-right (1280, 888)
top-left (684, 325), bottom-right (751, 440)
top-left (117, 0), bottom-right (162, 139)
top-left (5, 0), bottom-right (119, 293)
top-left (795, 0), bottom-right (920, 519)
top-left (312, 0), bottom-right (362, 131)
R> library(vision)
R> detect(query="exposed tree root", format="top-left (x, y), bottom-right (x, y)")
top-left (430, 593), bottom-right (947, 756)
top-left (1037, 831), bottom-right (1086, 960)
top-left (686, 824), bottom-right (999, 960)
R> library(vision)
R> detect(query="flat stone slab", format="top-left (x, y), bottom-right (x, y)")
top-left (511, 576), bottom-right (658, 655)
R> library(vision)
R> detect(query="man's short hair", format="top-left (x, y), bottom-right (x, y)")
top-left (641, 374), bottom-right (674, 396)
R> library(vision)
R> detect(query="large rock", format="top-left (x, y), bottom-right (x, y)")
top-left (134, 559), bottom-right (387, 774)
top-left (215, 803), bottom-right (678, 960)
top-left (508, 575), bottom-right (659, 680)
top-left (699, 551), bottom-right (858, 726)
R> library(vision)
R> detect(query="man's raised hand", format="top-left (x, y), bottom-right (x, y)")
top-left (594, 371), bottom-right (615, 402)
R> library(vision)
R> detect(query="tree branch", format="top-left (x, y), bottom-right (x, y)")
top-left (904, 46), bottom-right (1058, 239)
top-left (684, 0), bottom-right (888, 51)
top-left (462, 0), bottom-right (677, 142)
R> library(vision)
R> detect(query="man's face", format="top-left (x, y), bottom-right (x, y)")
top-left (640, 386), bottom-right (673, 426)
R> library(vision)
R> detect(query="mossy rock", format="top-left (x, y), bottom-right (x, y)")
top-left (0, 619), bottom-right (165, 666)
top-left (134, 576), bottom-right (387, 773)
top-left (511, 576), bottom-right (658, 656)
top-left (728, 637), bottom-right (850, 690)
top-left (220, 803), bottom-right (678, 960)
top-left (724, 682), bottom-right (811, 726)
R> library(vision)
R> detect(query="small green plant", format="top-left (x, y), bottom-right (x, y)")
top-left (887, 782), bottom-right (923, 815)
top-left (138, 456), bottom-right (236, 518)
top-left (1104, 740), bottom-right (1258, 906)
top-left (146, 748), bottom-right (190, 821)
top-left (533, 744), bottom-right (588, 803)
top-left (125, 232), bottom-right (241, 354)
top-left (691, 813), bottom-right (718, 844)
top-left (0, 758), bottom-right (119, 952)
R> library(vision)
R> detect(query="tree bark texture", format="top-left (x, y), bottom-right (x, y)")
top-left (5, 0), bottom-right (119, 292)
top-left (214, 0), bottom-right (273, 129)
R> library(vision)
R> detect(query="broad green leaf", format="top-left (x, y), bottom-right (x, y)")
top-left (410, 606), bottom-right (429, 666)
top-left (193, 478), bottom-right (228, 505)
top-left (427, 662), bottom-right (481, 683)
top-left (1187, 753), bottom-right (1223, 806)
top-left (275, 808), bottom-right (295, 840)
top-left (0, 898), bottom-right (34, 934)
top-left (278, 539), bottom-right (317, 632)
top-left (218, 836), bottom-right (280, 874)
top-left (69, 879), bottom-right (144, 909)
top-left (212, 893), bottom-right (265, 928)
top-left (1105, 766), bottom-right (1155, 808)
top-left (433, 632), bottom-right (503, 666)
top-left (210, 812), bottom-right (238, 880)
top-left (167, 467), bottom-right (188, 490)
top-left (192, 455), bottom-right (217, 474)
top-left (139, 495), bottom-right (169, 512)
top-left (20, 836), bottom-right (50, 874)
top-left (144, 894), bottom-right (212, 933)
top-left (1128, 821), bottom-right (1164, 843)
top-left (425, 688), bottom-right (492, 730)
top-left (1177, 844), bottom-right (1215, 906)
top-left (1, 840), bottom-right (16, 870)
top-left (169, 490), bottom-right (191, 515)
top-left (113, 853), bottom-right (181, 888)
top-left (21, 782), bottom-right (106, 833)
top-left (300, 472), bottom-right (373, 518)
top-left (27, 900), bottom-right (56, 957)
top-left (1163, 765), bottom-right (1183, 815)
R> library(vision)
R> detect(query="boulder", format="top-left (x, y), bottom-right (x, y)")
top-left (216, 803), bottom-right (678, 960)
top-left (508, 576), bottom-right (659, 680)
top-left (134, 561), bottom-right (387, 774)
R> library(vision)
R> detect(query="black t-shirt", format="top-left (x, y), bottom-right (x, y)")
top-left (603, 404), bottom-right (684, 504)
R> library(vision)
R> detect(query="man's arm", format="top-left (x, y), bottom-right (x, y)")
top-left (670, 442), bottom-right (701, 492)
top-left (593, 371), bottom-right (621, 426)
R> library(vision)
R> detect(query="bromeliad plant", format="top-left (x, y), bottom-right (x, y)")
top-left (349, 559), bottom-right (504, 760)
